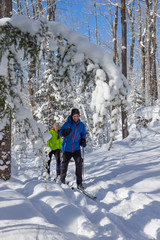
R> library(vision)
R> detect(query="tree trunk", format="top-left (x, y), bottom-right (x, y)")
top-left (138, 0), bottom-right (146, 105)
top-left (37, 0), bottom-right (43, 18)
top-left (151, 0), bottom-right (158, 102)
top-left (147, 1), bottom-right (153, 104)
top-left (146, 0), bottom-right (158, 105)
top-left (94, 0), bottom-right (99, 45)
top-left (113, 6), bottom-right (118, 64)
top-left (24, 0), bottom-right (30, 18)
top-left (127, 0), bottom-right (135, 73)
top-left (47, 0), bottom-right (56, 21)
top-left (0, 0), bottom-right (12, 180)
top-left (0, 109), bottom-right (11, 181)
top-left (121, 0), bottom-right (129, 139)
top-left (52, 0), bottom-right (56, 21)
top-left (28, 57), bottom-right (37, 109)
top-left (31, 0), bottom-right (36, 19)
top-left (16, 0), bottom-right (21, 14)
top-left (0, 0), bottom-right (12, 18)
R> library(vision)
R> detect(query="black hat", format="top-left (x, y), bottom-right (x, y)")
top-left (71, 108), bottom-right (80, 116)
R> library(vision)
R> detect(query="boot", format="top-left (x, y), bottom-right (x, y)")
top-left (77, 183), bottom-right (84, 191)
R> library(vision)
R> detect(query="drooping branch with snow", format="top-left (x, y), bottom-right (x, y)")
top-left (0, 15), bottom-right (129, 180)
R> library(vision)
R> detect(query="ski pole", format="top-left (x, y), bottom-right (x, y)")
top-left (82, 147), bottom-right (84, 180)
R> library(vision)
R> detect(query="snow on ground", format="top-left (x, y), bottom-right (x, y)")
top-left (1, 125), bottom-right (160, 240)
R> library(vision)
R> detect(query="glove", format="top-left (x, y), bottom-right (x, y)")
top-left (80, 138), bottom-right (86, 147)
top-left (61, 127), bottom-right (72, 137)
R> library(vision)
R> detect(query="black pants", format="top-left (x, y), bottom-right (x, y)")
top-left (48, 149), bottom-right (61, 176)
top-left (60, 150), bottom-right (83, 185)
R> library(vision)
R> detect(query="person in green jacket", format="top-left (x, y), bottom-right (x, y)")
top-left (47, 124), bottom-right (62, 177)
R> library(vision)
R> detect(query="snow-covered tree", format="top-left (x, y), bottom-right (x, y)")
top-left (0, 15), bottom-right (129, 180)
top-left (0, 19), bottom-right (49, 180)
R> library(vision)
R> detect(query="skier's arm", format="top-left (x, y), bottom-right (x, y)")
top-left (81, 124), bottom-right (86, 140)
top-left (59, 122), bottom-right (72, 137)
top-left (80, 124), bottom-right (86, 147)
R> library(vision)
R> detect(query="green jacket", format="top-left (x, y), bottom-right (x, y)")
top-left (47, 129), bottom-right (62, 150)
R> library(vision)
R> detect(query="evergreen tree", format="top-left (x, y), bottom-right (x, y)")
top-left (0, 16), bottom-right (129, 180)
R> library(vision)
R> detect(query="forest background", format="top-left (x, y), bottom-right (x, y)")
top-left (0, 0), bottom-right (160, 181)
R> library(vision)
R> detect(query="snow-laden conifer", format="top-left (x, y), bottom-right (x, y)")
top-left (0, 15), bottom-right (129, 180)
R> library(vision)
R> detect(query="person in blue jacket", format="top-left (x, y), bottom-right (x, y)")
top-left (59, 108), bottom-right (86, 190)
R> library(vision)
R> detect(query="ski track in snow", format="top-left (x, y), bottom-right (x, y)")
top-left (1, 128), bottom-right (160, 239)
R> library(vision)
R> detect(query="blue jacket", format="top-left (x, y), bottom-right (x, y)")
top-left (59, 116), bottom-right (86, 152)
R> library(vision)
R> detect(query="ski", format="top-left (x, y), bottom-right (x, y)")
top-left (52, 178), bottom-right (97, 200)
top-left (71, 186), bottom-right (97, 200)
top-left (79, 189), bottom-right (97, 200)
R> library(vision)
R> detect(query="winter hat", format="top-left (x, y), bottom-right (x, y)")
top-left (71, 108), bottom-right (80, 116)
top-left (53, 123), bottom-right (60, 127)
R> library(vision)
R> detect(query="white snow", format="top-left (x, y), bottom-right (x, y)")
top-left (0, 15), bottom-right (129, 149)
top-left (1, 15), bottom-right (160, 240)
top-left (0, 15), bottom-right (129, 101)
top-left (1, 123), bottom-right (160, 239)
top-left (8, 15), bottom-right (41, 36)
top-left (136, 105), bottom-right (160, 121)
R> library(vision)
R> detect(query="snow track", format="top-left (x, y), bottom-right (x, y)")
top-left (1, 127), bottom-right (160, 239)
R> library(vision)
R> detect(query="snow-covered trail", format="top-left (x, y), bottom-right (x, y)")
top-left (1, 127), bottom-right (160, 240)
